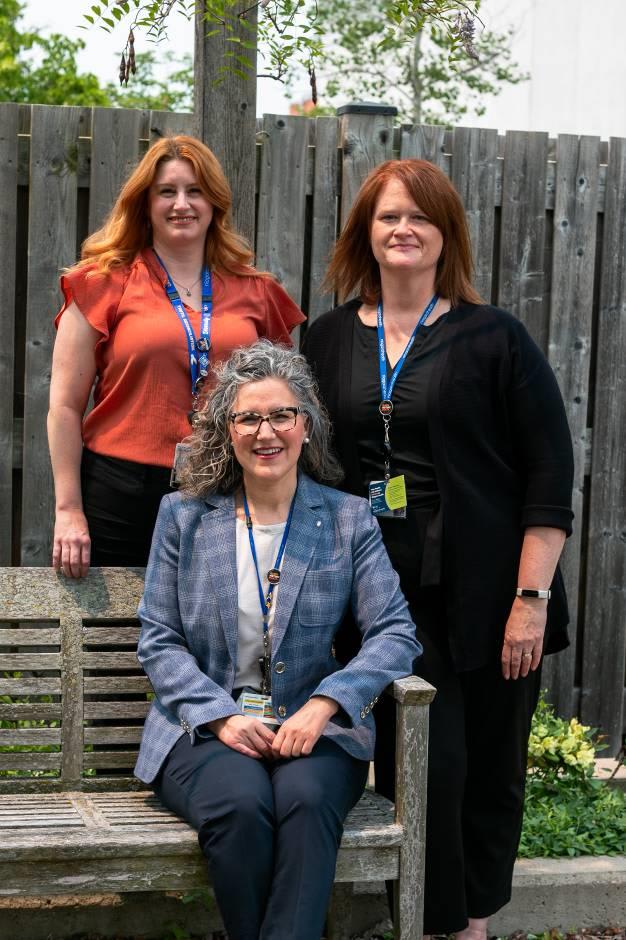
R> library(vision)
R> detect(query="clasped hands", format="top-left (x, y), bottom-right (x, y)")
top-left (208, 695), bottom-right (339, 760)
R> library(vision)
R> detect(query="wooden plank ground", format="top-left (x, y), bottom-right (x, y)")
top-left (0, 104), bottom-right (18, 564)
top-left (581, 137), bottom-right (626, 753)
top-left (498, 131), bottom-right (550, 348)
top-left (541, 134), bottom-right (600, 717)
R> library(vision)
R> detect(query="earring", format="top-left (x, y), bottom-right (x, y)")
top-left (303, 437), bottom-right (310, 444)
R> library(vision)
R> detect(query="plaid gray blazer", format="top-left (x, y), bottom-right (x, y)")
top-left (134, 473), bottom-right (421, 782)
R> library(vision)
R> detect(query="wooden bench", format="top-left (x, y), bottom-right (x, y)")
top-left (0, 567), bottom-right (435, 940)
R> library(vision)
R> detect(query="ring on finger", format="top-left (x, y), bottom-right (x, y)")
top-left (522, 651), bottom-right (532, 659)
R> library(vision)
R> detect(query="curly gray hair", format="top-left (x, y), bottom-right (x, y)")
top-left (178, 340), bottom-right (344, 497)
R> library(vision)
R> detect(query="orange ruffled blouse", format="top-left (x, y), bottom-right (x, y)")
top-left (55, 248), bottom-right (305, 468)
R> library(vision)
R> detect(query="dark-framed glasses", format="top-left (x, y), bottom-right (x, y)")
top-left (229, 406), bottom-right (303, 436)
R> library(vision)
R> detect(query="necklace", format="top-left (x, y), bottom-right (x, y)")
top-left (170, 273), bottom-right (201, 297)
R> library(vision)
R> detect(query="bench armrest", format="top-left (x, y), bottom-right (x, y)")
top-left (385, 675), bottom-right (436, 706)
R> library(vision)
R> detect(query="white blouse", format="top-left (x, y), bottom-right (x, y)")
top-left (234, 517), bottom-right (286, 691)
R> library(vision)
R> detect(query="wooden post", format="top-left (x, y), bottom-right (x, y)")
top-left (194, 1), bottom-right (258, 246)
top-left (337, 102), bottom-right (397, 226)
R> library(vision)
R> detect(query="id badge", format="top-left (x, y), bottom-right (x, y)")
top-left (236, 691), bottom-right (279, 727)
top-left (170, 442), bottom-right (191, 488)
top-left (368, 475), bottom-right (408, 519)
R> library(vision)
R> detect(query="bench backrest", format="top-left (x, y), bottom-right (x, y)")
top-left (0, 568), bottom-right (147, 793)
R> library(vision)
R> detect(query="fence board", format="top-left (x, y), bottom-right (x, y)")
top-left (399, 124), bottom-right (447, 167)
top-left (308, 117), bottom-right (339, 323)
top-left (498, 131), bottom-right (550, 349)
top-left (541, 135), bottom-right (601, 717)
top-left (21, 106), bottom-right (83, 566)
top-left (256, 115), bottom-right (309, 318)
top-left (148, 111), bottom-right (195, 144)
top-left (0, 105), bottom-right (18, 565)
top-left (581, 137), bottom-right (626, 754)
top-left (338, 109), bottom-right (395, 226)
top-left (451, 127), bottom-right (498, 303)
top-left (88, 109), bottom-right (143, 233)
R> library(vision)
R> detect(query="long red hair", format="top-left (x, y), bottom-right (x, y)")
top-left (324, 159), bottom-right (482, 306)
top-left (72, 135), bottom-right (257, 278)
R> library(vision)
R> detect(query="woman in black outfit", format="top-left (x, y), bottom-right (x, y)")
top-left (302, 159), bottom-right (574, 940)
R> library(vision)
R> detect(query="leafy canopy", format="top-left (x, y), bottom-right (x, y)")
top-left (79, 0), bottom-right (486, 91)
top-left (0, 0), bottom-right (192, 109)
top-left (290, 0), bottom-right (527, 124)
top-left (0, 0), bottom-right (109, 104)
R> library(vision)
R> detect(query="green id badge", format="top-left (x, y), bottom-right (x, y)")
top-left (368, 475), bottom-right (407, 518)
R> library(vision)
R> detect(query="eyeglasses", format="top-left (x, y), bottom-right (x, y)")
top-left (229, 406), bottom-right (304, 436)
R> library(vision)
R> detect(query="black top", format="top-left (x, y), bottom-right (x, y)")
top-left (302, 299), bottom-right (574, 671)
top-left (351, 309), bottom-right (442, 507)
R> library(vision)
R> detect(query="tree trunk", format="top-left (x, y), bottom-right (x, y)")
top-left (411, 30), bottom-right (423, 125)
top-left (194, 1), bottom-right (258, 245)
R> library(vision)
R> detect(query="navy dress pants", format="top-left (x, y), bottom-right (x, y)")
top-left (153, 733), bottom-right (368, 940)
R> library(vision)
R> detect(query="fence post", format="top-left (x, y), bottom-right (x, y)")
top-left (336, 102), bottom-right (397, 225)
top-left (194, 3), bottom-right (257, 246)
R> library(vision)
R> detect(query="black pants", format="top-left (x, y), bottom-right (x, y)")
top-left (81, 448), bottom-right (172, 566)
top-left (374, 588), bottom-right (542, 935)
top-left (153, 733), bottom-right (368, 940)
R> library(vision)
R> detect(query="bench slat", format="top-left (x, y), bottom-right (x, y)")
top-left (84, 702), bottom-right (150, 719)
top-left (82, 751), bottom-right (139, 769)
top-left (82, 627), bottom-right (141, 644)
top-left (0, 753), bottom-right (61, 770)
top-left (0, 704), bottom-right (62, 721)
top-left (1, 653), bottom-right (61, 669)
top-left (0, 728), bottom-right (61, 745)
top-left (84, 677), bottom-right (151, 693)
top-left (0, 628), bottom-right (60, 644)
top-left (82, 652), bottom-right (140, 670)
top-left (83, 728), bottom-right (143, 745)
top-left (0, 678), bottom-right (61, 694)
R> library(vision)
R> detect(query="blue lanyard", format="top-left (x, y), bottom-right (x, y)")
top-left (242, 487), bottom-right (297, 694)
top-left (154, 251), bottom-right (213, 398)
top-left (376, 293), bottom-right (439, 408)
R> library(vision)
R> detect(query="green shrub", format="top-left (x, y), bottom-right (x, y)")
top-left (520, 694), bottom-right (626, 858)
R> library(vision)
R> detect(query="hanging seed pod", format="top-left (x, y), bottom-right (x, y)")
top-left (128, 29), bottom-right (136, 75)
top-left (119, 52), bottom-right (127, 86)
top-left (309, 64), bottom-right (317, 105)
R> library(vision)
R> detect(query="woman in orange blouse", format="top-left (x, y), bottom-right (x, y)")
top-left (48, 135), bottom-right (304, 577)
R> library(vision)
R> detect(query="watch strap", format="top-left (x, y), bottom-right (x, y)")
top-left (516, 587), bottom-right (551, 600)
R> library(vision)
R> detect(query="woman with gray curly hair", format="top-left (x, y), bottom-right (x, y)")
top-left (134, 340), bottom-right (421, 940)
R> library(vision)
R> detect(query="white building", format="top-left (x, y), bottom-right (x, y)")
top-left (469, 0), bottom-right (626, 138)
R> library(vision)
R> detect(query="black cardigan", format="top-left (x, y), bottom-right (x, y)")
top-left (302, 300), bottom-right (574, 671)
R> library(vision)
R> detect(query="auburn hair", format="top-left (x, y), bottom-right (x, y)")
top-left (324, 159), bottom-right (483, 306)
top-left (71, 135), bottom-right (257, 278)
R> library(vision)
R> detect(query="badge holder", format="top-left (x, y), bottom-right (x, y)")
top-left (369, 400), bottom-right (407, 518)
top-left (236, 690), bottom-right (279, 728)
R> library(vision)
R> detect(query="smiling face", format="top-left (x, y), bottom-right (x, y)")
top-left (370, 178), bottom-right (444, 281)
top-left (229, 377), bottom-right (308, 492)
top-left (148, 158), bottom-right (213, 252)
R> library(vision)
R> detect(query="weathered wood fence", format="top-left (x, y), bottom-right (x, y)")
top-left (0, 102), bottom-right (624, 751)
